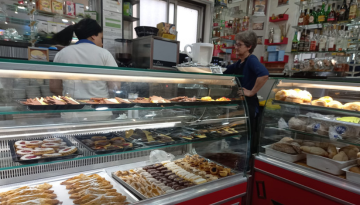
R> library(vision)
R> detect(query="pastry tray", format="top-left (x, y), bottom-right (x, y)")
top-left (0, 169), bottom-right (138, 205)
top-left (263, 144), bottom-right (306, 163)
top-left (125, 129), bottom-right (185, 146)
top-left (72, 132), bottom-right (141, 154)
top-left (273, 100), bottom-right (360, 113)
top-left (8, 137), bottom-right (82, 163)
top-left (19, 100), bottom-right (86, 111)
top-left (342, 164), bottom-right (360, 185)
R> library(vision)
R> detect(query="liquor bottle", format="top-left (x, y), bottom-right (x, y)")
top-left (298, 8), bottom-right (305, 25)
top-left (336, 5), bottom-right (341, 21)
top-left (342, 26), bottom-right (350, 51)
top-left (310, 30), bottom-right (318, 51)
top-left (291, 32), bottom-right (299, 52)
top-left (309, 7), bottom-right (316, 24)
top-left (339, 0), bottom-right (349, 21)
top-left (304, 30), bottom-right (311, 51)
top-left (318, 2), bottom-right (326, 23)
top-left (327, 3), bottom-right (336, 22)
top-left (325, 4), bottom-right (331, 21)
top-left (357, 0), bottom-right (360, 18)
top-left (299, 30), bottom-right (306, 52)
top-left (337, 25), bottom-right (345, 51)
top-left (327, 25), bottom-right (337, 51)
top-left (304, 9), bottom-right (309, 25)
top-left (349, 0), bottom-right (358, 19)
top-left (319, 28), bottom-right (328, 51)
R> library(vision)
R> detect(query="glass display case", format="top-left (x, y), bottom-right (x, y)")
top-left (259, 78), bottom-right (360, 181)
top-left (0, 59), bottom-right (250, 204)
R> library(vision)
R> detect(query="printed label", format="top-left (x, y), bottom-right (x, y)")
top-left (313, 123), bottom-right (320, 132)
top-left (298, 18), bottom-right (304, 23)
top-left (310, 41), bottom-right (316, 50)
top-left (318, 15), bottom-right (325, 22)
top-left (335, 126), bottom-right (347, 135)
top-left (309, 16), bottom-right (314, 23)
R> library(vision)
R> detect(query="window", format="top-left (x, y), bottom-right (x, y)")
top-left (136, 0), bottom-right (205, 51)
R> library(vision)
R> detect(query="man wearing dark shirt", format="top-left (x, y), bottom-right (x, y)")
top-left (224, 31), bottom-right (269, 153)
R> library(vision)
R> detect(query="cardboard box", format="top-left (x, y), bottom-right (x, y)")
top-left (267, 46), bottom-right (280, 52)
top-left (268, 52), bottom-right (278, 62)
top-left (51, 0), bottom-right (63, 14)
top-left (85, 11), bottom-right (98, 21)
top-left (37, 0), bottom-right (52, 13)
top-left (64, 1), bottom-right (75, 16)
top-left (28, 47), bottom-right (49, 62)
top-left (277, 50), bottom-right (285, 61)
top-left (75, 3), bottom-right (85, 17)
top-left (157, 22), bottom-right (176, 40)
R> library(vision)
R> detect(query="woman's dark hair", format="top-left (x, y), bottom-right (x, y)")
top-left (52, 18), bottom-right (103, 46)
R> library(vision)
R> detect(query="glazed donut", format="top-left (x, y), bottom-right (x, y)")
top-left (328, 101), bottom-right (343, 109)
top-left (41, 143), bottom-right (60, 148)
top-left (25, 140), bottom-right (43, 147)
top-left (58, 146), bottom-right (77, 155)
top-left (210, 167), bottom-right (218, 175)
top-left (43, 153), bottom-right (62, 158)
top-left (20, 155), bottom-right (41, 160)
top-left (15, 141), bottom-right (28, 147)
top-left (43, 138), bottom-right (62, 143)
top-left (32, 148), bottom-right (55, 156)
top-left (16, 149), bottom-right (33, 156)
top-left (16, 145), bottom-right (33, 151)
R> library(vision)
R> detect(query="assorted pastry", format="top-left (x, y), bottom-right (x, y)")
top-left (61, 173), bottom-right (129, 205)
top-left (14, 138), bottom-right (78, 160)
top-left (0, 183), bottom-right (60, 204)
top-left (125, 129), bottom-right (174, 144)
top-left (169, 96), bottom-right (197, 102)
top-left (22, 96), bottom-right (80, 105)
top-left (132, 96), bottom-right (170, 103)
top-left (84, 97), bottom-right (131, 104)
top-left (275, 89), bottom-right (312, 104)
top-left (80, 135), bottom-right (133, 151)
top-left (114, 155), bottom-right (234, 198)
top-left (311, 96), bottom-right (360, 111)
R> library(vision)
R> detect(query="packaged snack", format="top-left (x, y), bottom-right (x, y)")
top-left (37, 0), bottom-right (52, 13)
top-left (75, 3), bottom-right (85, 17)
top-left (64, 1), bottom-right (75, 16)
top-left (51, 0), bottom-right (63, 14)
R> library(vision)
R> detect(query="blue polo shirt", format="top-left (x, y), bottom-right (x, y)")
top-left (224, 55), bottom-right (269, 91)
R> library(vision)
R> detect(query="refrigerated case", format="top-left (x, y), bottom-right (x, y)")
top-left (0, 58), bottom-right (250, 205)
top-left (253, 78), bottom-right (360, 205)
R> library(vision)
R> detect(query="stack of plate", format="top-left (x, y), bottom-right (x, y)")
top-left (13, 78), bottom-right (30, 89)
top-left (12, 89), bottom-right (26, 100)
top-left (26, 86), bottom-right (41, 99)
top-left (40, 85), bottom-right (54, 97)
top-left (30, 79), bottom-right (44, 86)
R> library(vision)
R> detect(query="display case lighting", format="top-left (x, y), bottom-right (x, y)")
top-left (4, 22), bottom-right (7, 24)
top-left (62, 19), bottom-right (69, 23)
top-left (17, 6), bottom-right (26, 9)
top-left (278, 82), bottom-right (360, 91)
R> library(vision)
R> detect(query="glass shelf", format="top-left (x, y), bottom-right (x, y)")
top-left (272, 100), bottom-right (360, 116)
top-left (288, 50), bottom-right (360, 54)
top-left (295, 0), bottom-right (344, 6)
top-left (267, 126), bottom-right (360, 147)
top-left (0, 133), bottom-right (245, 171)
top-left (0, 103), bottom-right (242, 116)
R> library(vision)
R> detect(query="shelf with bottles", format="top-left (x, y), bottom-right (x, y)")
top-left (264, 38), bottom-right (288, 45)
top-left (291, 54), bottom-right (351, 73)
top-left (295, 0), bottom-right (344, 6)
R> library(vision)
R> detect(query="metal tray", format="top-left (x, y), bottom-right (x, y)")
top-left (112, 172), bottom-right (148, 200)
top-left (18, 100), bottom-right (86, 111)
top-left (8, 137), bottom-right (82, 163)
top-left (135, 102), bottom-right (175, 107)
top-left (72, 132), bottom-right (139, 154)
top-left (90, 103), bottom-right (136, 109)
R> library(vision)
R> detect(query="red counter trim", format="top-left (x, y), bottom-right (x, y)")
top-left (255, 159), bottom-right (360, 204)
top-left (176, 182), bottom-right (247, 205)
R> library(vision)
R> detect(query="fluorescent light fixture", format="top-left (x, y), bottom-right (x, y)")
top-left (72, 21), bottom-right (75, 24)
top-left (18, 6), bottom-right (26, 9)
top-left (62, 19), bottom-right (69, 23)
top-left (32, 2), bottom-right (35, 4)
top-left (15, 11), bottom-right (18, 14)
top-left (96, 107), bottom-right (108, 111)
top-left (86, 6), bottom-right (89, 10)
top-left (116, 91), bottom-right (122, 94)
top-left (4, 22), bottom-right (8, 24)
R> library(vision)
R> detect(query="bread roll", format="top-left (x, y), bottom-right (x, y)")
top-left (343, 102), bottom-right (360, 111)
top-left (339, 145), bottom-right (359, 160)
top-left (288, 117), bottom-right (306, 131)
top-left (275, 90), bottom-right (290, 101)
top-left (328, 101), bottom-right (343, 109)
top-left (285, 97), bottom-right (303, 104)
top-left (314, 141), bottom-right (330, 149)
top-left (305, 123), bottom-right (329, 136)
top-left (279, 137), bottom-right (294, 143)
top-left (333, 151), bottom-right (349, 161)
top-left (300, 146), bottom-right (329, 157)
top-left (271, 143), bottom-right (298, 155)
top-left (284, 90), bottom-right (303, 104)
top-left (299, 90), bottom-right (312, 103)
top-left (349, 166), bottom-right (360, 174)
top-left (319, 96), bottom-right (333, 103)
top-left (327, 144), bottom-right (338, 159)
top-left (311, 99), bottom-right (328, 107)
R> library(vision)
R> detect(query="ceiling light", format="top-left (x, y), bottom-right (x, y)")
top-left (62, 19), bottom-right (69, 23)
top-left (18, 6), bottom-right (25, 9)
top-left (5, 22), bottom-right (8, 24)
top-left (86, 6), bottom-right (89, 10)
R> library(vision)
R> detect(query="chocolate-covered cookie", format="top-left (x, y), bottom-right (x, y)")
top-left (168, 175), bottom-right (177, 180)
top-left (173, 178), bottom-right (181, 182)
top-left (172, 185), bottom-right (180, 190)
top-left (178, 180), bottom-right (186, 186)
top-left (147, 169), bottom-right (157, 172)
top-left (157, 167), bottom-right (167, 171)
top-left (161, 170), bottom-right (172, 174)
top-left (164, 173), bottom-right (173, 177)
top-left (143, 165), bottom-right (153, 170)
top-left (153, 163), bottom-right (162, 168)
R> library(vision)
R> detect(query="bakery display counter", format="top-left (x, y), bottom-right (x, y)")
top-left (253, 78), bottom-right (360, 204)
top-left (0, 59), bottom-right (250, 204)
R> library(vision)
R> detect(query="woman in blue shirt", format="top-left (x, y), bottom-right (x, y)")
top-left (224, 31), bottom-right (269, 153)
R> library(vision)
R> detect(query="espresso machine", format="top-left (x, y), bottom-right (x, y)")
top-left (114, 39), bottom-right (132, 67)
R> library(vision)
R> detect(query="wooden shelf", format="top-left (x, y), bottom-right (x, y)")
top-left (269, 14), bottom-right (289, 22)
top-left (264, 38), bottom-right (288, 45)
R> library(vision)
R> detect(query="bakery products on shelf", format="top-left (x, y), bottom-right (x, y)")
top-left (61, 173), bottom-right (128, 205)
top-left (216, 97), bottom-right (231, 101)
top-left (288, 117), bottom-right (306, 131)
top-left (23, 96), bottom-right (80, 106)
top-left (343, 102), bottom-right (360, 111)
top-left (311, 99), bottom-right (328, 107)
top-left (328, 101), bottom-right (343, 109)
top-left (275, 89), bottom-right (312, 104)
top-left (149, 96), bottom-right (171, 103)
top-left (169, 96), bottom-right (197, 102)
top-left (86, 97), bottom-right (131, 104)
top-left (13, 138), bottom-right (78, 160)
top-left (0, 183), bottom-right (60, 205)
top-left (200, 96), bottom-right (214, 101)
top-left (80, 135), bottom-right (132, 151)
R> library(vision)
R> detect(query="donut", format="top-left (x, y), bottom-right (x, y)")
top-left (32, 148), bottom-right (55, 156)
top-left (43, 138), bottom-right (62, 143)
top-left (20, 155), bottom-right (41, 160)
top-left (41, 143), bottom-right (60, 148)
top-left (43, 153), bottom-right (62, 158)
top-left (58, 146), bottom-right (77, 156)
top-left (16, 149), bottom-right (33, 156)
top-left (16, 145), bottom-right (33, 151)
top-left (319, 96), bottom-right (333, 103)
top-left (15, 141), bottom-right (28, 147)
